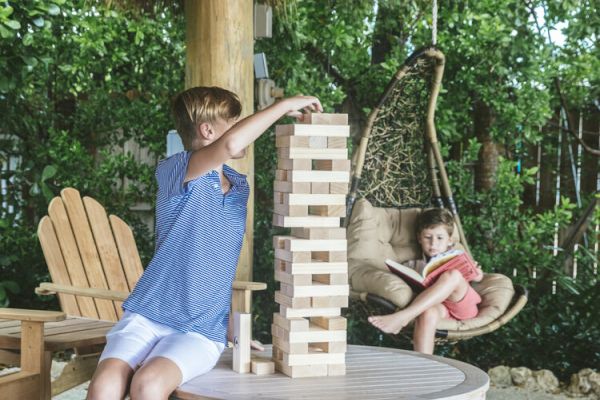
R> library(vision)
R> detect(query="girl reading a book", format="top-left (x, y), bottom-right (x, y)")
top-left (368, 208), bottom-right (483, 354)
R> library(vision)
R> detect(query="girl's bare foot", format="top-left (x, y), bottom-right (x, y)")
top-left (368, 313), bottom-right (410, 334)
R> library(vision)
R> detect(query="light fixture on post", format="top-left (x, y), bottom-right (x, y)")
top-left (254, 52), bottom-right (283, 110)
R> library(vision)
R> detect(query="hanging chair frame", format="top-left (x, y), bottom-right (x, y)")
top-left (346, 46), bottom-right (528, 341)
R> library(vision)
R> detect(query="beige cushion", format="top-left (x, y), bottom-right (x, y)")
top-left (347, 198), bottom-right (515, 328)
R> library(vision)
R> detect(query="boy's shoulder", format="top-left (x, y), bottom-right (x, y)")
top-left (223, 164), bottom-right (249, 187)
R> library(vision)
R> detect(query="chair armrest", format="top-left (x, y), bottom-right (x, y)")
top-left (232, 281), bottom-right (267, 291)
top-left (0, 308), bottom-right (65, 322)
top-left (35, 282), bottom-right (129, 302)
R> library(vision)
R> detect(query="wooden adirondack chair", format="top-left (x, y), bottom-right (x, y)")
top-left (0, 187), bottom-right (266, 399)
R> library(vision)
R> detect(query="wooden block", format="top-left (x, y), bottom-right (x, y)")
top-left (311, 296), bottom-right (348, 308)
top-left (301, 113), bottom-right (348, 125)
top-left (275, 270), bottom-right (312, 285)
top-left (309, 205), bottom-right (346, 217)
top-left (282, 323), bottom-right (346, 343)
top-left (274, 180), bottom-right (311, 194)
top-left (275, 290), bottom-right (311, 308)
top-left (329, 182), bottom-right (349, 194)
top-left (273, 214), bottom-right (341, 228)
top-left (310, 341), bottom-right (347, 353)
top-left (313, 273), bottom-right (348, 285)
top-left (275, 236), bottom-right (347, 252)
top-left (277, 193), bottom-right (346, 206)
top-left (284, 282), bottom-right (349, 298)
top-left (312, 251), bottom-right (347, 262)
top-left (278, 260), bottom-right (348, 275)
top-left (310, 316), bottom-right (347, 330)
top-left (272, 312), bottom-right (309, 331)
top-left (278, 158), bottom-right (312, 170)
top-left (274, 249), bottom-right (311, 263)
top-left (310, 182), bottom-right (330, 194)
top-left (313, 160), bottom-right (352, 171)
top-left (284, 351), bottom-right (345, 366)
top-left (282, 170), bottom-right (350, 183)
top-left (308, 136), bottom-right (328, 148)
top-left (274, 360), bottom-right (328, 378)
top-left (272, 335), bottom-right (309, 354)
top-left (232, 313), bottom-right (251, 373)
top-left (275, 136), bottom-right (310, 148)
top-left (251, 358), bottom-right (275, 375)
top-left (328, 137), bottom-right (347, 149)
top-left (275, 124), bottom-right (350, 137)
top-left (328, 364), bottom-right (347, 376)
top-left (291, 228), bottom-right (346, 240)
top-left (280, 305), bottom-right (341, 318)
top-left (278, 147), bottom-right (348, 160)
top-left (273, 203), bottom-right (308, 217)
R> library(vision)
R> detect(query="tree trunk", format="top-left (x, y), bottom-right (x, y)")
top-left (473, 98), bottom-right (500, 192)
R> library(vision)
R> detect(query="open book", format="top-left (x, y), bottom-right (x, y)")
top-left (386, 250), bottom-right (479, 291)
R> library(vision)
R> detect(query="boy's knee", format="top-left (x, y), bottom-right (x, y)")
top-left (130, 367), bottom-right (175, 398)
top-left (87, 378), bottom-right (123, 400)
top-left (418, 307), bottom-right (441, 326)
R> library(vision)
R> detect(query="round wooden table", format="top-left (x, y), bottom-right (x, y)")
top-left (173, 345), bottom-right (489, 400)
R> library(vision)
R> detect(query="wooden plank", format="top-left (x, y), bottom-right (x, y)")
top-left (275, 136), bottom-right (310, 148)
top-left (283, 351), bottom-right (345, 366)
top-left (84, 197), bottom-right (129, 319)
top-left (275, 124), bottom-right (350, 137)
top-left (273, 203), bottom-right (308, 217)
top-left (313, 273), bottom-right (348, 285)
top-left (274, 236), bottom-right (346, 252)
top-left (274, 180), bottom-right (311, 194)
top-left (314, 159), bottom-right (352, 171)
top-left (60, 188), bottom-right (117, 321)
top-left (275, 193), bottom-right (346, 206)
top-left (278, 147), bottom-right (348, 160)
top-left (309, 205), bottom-right (346, 217)
top-left (281, 282), bottom-right (349, 298)
top-left (273, 249), bottom-right (311, 263)
top-left (0, 372), bottom-right (41, 400)
top-left (274, 291), bottom-right (311, 309)
top-left (277, 158), bottom-right (312, 170)
top-left (274, 271), bottom-right (312, 286)
top-left (291, 227), bottom-right (346, 240)
top-left (275, 323), bottom-right (346, 344)
top-left (0, 309), bottom-right (65, 322)
top-left (276, 170), bottom-right (350, 183)
top-left (272, 313), bottom-right (309, 331)
top-left (310, 342), bottom-right (347, 354)
top-left (232, 313), bottom-right (251, 373)
top-left (310, 316), bottom-right (347, 330)
top-left (280, 306), bottom-right (341, 319)
top-left (310, 182), bottom-right (330, 194)
top-left (109, 215), bottom-right (144, 292)
top-left (328, 137), bottom-right (347, 149)
top-left (275, 359), bottom-right (329, 378)
top-left (301, 113), bottom-right (348, 125)
top-left (313, 251), bottom-right (347, 262)
top-left (273, 214), bottom-right (340, 228)
top-left (330, 182), bottom-right (350, 194)
top-left (312, 296), bottom-right (348, 308)
top-left (272, 335), bottom-right (309, 354)
top-left (47, 197), bottom-right (98, 319)
top-left (308, 136), bottom-right (328, 149)
top-left (251, 358), bottom-right (274, 375)
top-left (277, 260), bottom-right (348, 275)
top-left (37, 217), bottom-right (80, 316)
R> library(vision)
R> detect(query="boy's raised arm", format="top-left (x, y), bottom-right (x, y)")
top-left (184, 96), bottom-right (322, 183)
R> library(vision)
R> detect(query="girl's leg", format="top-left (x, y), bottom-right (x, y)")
top-left (369, 269), bottom-right (469, 334)
top-left (413, 304), bottom-right (447, 354)
top-left (129, 357), bottom-right (182, 400)
top-left (86, 358), bottom-right (133, 400)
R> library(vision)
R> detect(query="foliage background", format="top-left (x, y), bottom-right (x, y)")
top-left (1, 0), bottom-right (598, 381)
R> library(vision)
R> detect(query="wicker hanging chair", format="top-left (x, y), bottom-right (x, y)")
top-left (346, 46), bottom-right (528, 341)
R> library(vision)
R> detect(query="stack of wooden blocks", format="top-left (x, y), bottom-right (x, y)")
top-left (271, 113), bottom-right (350, 378)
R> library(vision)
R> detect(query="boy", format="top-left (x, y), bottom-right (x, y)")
top-left (87, 87), bottom-right (322, 400)
top-left (368, 208), bottom-right (483, 354)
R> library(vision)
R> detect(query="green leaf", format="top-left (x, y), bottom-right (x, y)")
top-left (33, 17), bottom-right (44, 27)
top-left (1, 281), bottom-right (19, 294)
top-left (3, 19), bottom-right (20, 30)
top-left (48, 4), bottom-right (61, 16)
top-left (41, 165), bottom-right (57, 181)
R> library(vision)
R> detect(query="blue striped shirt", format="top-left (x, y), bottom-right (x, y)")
top-left (123, 151), bottom-right (249, 344)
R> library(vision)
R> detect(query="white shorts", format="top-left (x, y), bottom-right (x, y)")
top-left (99, 311), bottom-right (225, 384)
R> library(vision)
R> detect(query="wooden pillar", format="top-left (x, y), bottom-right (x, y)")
top-left (185, 0), bottom-right (254, 280)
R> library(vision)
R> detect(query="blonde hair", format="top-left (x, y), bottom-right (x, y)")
top-left (172, 86), bottom-right (242, 149)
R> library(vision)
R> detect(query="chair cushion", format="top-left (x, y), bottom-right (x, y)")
top-left (348, 198), bottom-right (515, 328)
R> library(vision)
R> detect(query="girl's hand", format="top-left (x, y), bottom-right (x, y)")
top-left (283, 95), bottom-right (323, 121)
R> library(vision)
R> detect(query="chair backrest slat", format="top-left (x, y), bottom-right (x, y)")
top-left (47, 196), bottom-right (99, 319)
top-left (37, 216), bottom-right (81, 315)
top-left (110, 215), bottom-right (144, 291)
top-left (60, 188), bottom-right (118, 321)
top-left (83, 197), bottom-right (129, 319)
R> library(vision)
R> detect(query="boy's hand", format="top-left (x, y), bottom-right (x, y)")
top-left (251, 339), bottom-right (265, 352)
top-left (283, 95), bottom-right (323, 121)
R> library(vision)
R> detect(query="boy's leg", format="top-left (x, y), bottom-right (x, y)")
top-left (130, 357), bottom-right (182, 400)
top-left (86, 358), bottom-right (133, 400)
top-left (412, 304), bottom-right (447, 354)
top-left (369, 270), bottom-right (469, 334)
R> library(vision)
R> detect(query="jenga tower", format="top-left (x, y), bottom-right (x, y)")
top-left (271, 113), bottom-right (350, 378)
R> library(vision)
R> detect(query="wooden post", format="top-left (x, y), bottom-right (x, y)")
top-left (184, 0), bottom-right (254, 281)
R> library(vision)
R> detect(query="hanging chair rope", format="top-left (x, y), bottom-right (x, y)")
top-left (432, 0), bottom-right (438, 45)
